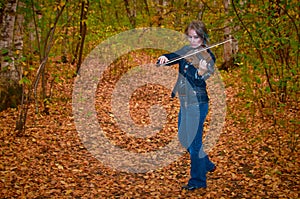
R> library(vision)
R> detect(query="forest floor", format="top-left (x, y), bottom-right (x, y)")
top-left (0, 53), bottom-right (299, 198)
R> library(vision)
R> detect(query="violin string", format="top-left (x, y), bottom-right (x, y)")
top-left (158, 39), bottom-right (233, 66)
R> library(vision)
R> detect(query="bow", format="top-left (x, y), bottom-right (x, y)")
top-left (156, 39), bottom-right (233, 67)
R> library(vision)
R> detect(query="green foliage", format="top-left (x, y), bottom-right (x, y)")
top-left (1, 48), bottom-right (9, 55)
top-left (0, 0), bottom-right (5, 10)
top-left (19, 76), bottom-right (31, 85)
top-left (229, 0), bottom-right (299, 152)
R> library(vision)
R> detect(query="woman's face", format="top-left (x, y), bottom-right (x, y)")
top-left (187, 29), bottom-right (203, 48)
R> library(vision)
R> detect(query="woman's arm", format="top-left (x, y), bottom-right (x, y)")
top-left (157, 46), bottom-right (190, 66)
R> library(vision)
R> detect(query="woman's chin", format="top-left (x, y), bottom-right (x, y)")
top-left (191, 45), bottom-right (201, 48)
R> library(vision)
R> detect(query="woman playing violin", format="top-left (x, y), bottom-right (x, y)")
top-left (157, 20), bottom-right (216, 191)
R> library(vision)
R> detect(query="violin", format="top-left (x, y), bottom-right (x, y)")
top-left (185, 45), bottom-right (212, 74)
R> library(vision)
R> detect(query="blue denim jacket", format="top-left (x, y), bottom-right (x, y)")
top-left (160, 45), bottom-right (216, 104)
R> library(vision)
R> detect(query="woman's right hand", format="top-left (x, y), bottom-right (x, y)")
top-left (197, 59), bottom-right (208, 75)
top-left (157, 56), bottom-right (169, 66)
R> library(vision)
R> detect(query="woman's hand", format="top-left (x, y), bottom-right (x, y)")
top-left (157, 56), bottom-right (169, 65)
top-left (197, 59), bottom-right (208, 76)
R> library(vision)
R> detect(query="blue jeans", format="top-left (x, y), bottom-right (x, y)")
top-left (178, 102), bottom-right (215, 188)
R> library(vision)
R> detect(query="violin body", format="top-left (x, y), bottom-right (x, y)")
top-left (185, 45), bottom-right (212, 73)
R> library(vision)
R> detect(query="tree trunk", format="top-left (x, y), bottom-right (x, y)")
top-left (0, 0), bottom-right (23, 111)
top-left (75, 0), bottom-right (89, 74)
top-left (72, 0), bottom-right (89, 73)
top-left (156, 0), bottom-right (166, 26)
top-left (221, 0), bottom-right (238, 71)
top-left (123, 0), bottom-right (137, 28)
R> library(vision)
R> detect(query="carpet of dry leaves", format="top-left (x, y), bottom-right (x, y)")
top-left (0, 53), bottom-right (299, 198)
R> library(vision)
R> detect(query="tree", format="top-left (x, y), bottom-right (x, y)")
top-left (15, 0), bottom-right (68, 132)
top-left (72, 0), bottom-right (89, 74)
top-left (221, 0), bottom-right (238, 71)
top-left (231, 0), bottom-right (299, 152)
top-left (0, 0), bottom-right (24, 111)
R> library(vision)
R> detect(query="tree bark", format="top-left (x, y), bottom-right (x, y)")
top-left (220, 0), bottom-right (238, 71)
top-left (0, 0), bottom-right (23, 111)
top-left (123, 0), bottom-right (136, 28)
top-left (72, 0), bottom-right (89, 74)
top-left (77, 0), bottom-right (89, 74)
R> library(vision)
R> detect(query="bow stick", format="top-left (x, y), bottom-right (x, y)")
top-left (157, 39), bottom-right (233, 66)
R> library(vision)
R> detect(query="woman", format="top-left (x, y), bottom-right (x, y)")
top-left (157, 20), bottom-right (216, 190)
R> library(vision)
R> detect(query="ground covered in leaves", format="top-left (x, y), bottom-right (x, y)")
top-left (0, 53), bottom-right (299, 198)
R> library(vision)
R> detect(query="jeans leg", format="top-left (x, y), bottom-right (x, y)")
top-left (186, 103), bottom-right (214, 188)
top-left (178, 106), bottom-right (199, 150)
